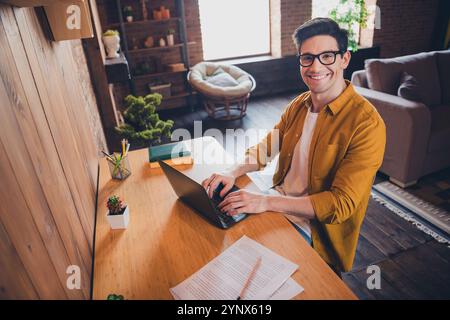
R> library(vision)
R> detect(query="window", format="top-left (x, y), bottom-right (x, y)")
top-left (312, 0), bottom-right (365, 50)
top-left (198, 0), bottom-right (270, 61)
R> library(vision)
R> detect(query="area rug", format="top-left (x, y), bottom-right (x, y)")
top-left (372, 181), bottom-right (450, 245)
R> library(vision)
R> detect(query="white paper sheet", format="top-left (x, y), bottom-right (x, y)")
top-left (268, 277), bottom-right (304, 300)
top-left (170, 235), bottom-right (299, 300)
top-left (246, 155), bottom-right (278, 192)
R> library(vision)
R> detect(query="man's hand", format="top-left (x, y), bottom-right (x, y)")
top-left (218, 189), bottom-right (269, 216)
top-left (201, 172), bottom-right (236, 198)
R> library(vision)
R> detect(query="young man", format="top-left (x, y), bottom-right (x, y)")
top-left (201, 18), bottom-right (386, 273)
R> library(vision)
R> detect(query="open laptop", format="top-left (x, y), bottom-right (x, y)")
top-left (158, 160), bottom-right (247, 229)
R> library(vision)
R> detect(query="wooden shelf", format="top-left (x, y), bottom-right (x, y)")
top-left (164, 92), bottom-right (195, 101)
top-left (133, 69), bottom-right (187, 80)
top-left (128, 42), bottom-right (195, 55)
top-left (98, 0), bottom-right (194, 111)
top-left (105, 17), bottom-right (181, 30)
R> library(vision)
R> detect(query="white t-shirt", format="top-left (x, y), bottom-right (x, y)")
top-left (274, 107), bottom-right (319, 237)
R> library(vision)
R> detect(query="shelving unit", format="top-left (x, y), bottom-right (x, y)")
top-left (97, 0), bottom-right (195, 111)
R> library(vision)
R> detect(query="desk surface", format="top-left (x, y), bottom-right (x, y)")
top-left (93, 137), bottom-right (357, 300)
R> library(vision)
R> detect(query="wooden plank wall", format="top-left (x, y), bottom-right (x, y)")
top-left (0, 4), bottom-right (99, 299)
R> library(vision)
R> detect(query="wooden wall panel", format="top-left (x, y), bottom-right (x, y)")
top-left (0, 218), bottom-right (38, 299)
top-left (0, 3), bottom-right (100, 299)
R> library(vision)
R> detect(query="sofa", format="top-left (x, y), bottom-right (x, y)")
top-left (351, 50), bottom-right (450, 187)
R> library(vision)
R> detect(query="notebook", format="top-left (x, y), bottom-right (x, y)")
top-left (148, 141), bottom-right (191, 162)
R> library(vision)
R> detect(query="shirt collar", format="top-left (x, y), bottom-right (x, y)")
top-left (304, 80), bottom-right (356, 116)
top-left (326, 80), bottom-right (355, 115)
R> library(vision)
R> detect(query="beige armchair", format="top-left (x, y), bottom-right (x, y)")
top-left (351, 50), bottom-right (450, 187)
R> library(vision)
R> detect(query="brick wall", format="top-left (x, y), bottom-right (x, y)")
top-left (184, 0), bottom-right (440, 61)
top-left (280, 0), bottom-right (311, 56)
top-left (185, 0), bottom-right (203, 65)
top-left (373, 0), bottom-right (439, 58)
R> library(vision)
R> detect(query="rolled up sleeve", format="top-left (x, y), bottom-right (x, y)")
top-left (309, 116), bottom-right (386, 225)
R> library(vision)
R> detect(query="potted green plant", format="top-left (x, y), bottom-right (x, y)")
top-left (329, 0), bottom-right (368, 52)
top-left (123, 5), bottom-right (134, 22)
top-left (102, 30), bottom-right (121, 59)
top-left (107, 293), bottom-right (124, 300)
top-left (166, 28), bottom-right (175, 46)
top-left (106, 195), bottom-right (129, 229)
top-left (115, 94), bottom-right (174, 147)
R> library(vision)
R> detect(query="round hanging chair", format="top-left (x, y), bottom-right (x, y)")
top-left (187, 62), bottom-right (256, 120)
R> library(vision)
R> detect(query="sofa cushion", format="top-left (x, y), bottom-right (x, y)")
top-left (428, 104), bottom-right (450, 153)
top-left (436, 50), bottom-right (450, 104)
top-left (206, 72), bottom-right (239, 87)
top-left (365, 52), bottom-right (441, 106)
top-left (397, 72), bottom-right (422, 102)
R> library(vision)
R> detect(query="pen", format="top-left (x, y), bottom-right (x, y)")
top-left (237, 256), bottom-right (262, 300)
top-left (101, 150), bottom-right (115, 162)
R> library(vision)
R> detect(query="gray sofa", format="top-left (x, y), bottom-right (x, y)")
top-left (351, 50), bottom-right (450, 187)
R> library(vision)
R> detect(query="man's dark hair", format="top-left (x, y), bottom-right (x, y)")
top-left (292, 17), bottom-right (348, 53)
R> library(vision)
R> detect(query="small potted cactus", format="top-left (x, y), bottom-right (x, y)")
top-left (123, 6), bottom-right (134, 22)
top-left (106, 195), bottom-right (130, 229)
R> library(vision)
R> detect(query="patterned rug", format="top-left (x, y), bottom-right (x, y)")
top-left (372, 167), bottom-right (450, 244)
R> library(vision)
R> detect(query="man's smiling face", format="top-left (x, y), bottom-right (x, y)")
top-left (299, 35), bottom-right (350, 94)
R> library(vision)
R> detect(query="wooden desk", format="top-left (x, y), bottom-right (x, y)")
top-left (93, 137), bottom-right (356, 300)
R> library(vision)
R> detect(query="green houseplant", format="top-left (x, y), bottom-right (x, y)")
top-left (329, 0), bottom-right (368, 52)
top-left (115, 93), bottom-right (174, 147)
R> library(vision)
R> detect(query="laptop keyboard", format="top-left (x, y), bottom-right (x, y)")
top-left (211, 184), bottom-right (245, 223)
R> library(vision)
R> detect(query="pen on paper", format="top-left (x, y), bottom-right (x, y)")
top-left (237, 256), bottom-right (262, 300)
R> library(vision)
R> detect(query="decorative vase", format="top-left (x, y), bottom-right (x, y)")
top-left (102, 35), bottom-right (121, 59)
top-left (153, 9), bottom-right (162, 20)
top-left (126, 15), bottom-right (133, 22)
top-left (106, 205), bottom-right (130, 229)
top-left (159, 37), bottom-right (166, 47)
top-left (144, 36), bottom-right (154, 48)
top-left (166, 34), bottom-right (174, 46)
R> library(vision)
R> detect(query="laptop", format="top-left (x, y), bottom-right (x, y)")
top-left (158, 160), bottom-right (247, 229)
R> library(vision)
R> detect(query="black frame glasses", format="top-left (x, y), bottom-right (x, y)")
top-left (297, 51), bottom-right (343, 67)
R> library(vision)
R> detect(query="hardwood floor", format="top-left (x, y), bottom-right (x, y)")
top-left (159, 92), bottom-right (450, 299)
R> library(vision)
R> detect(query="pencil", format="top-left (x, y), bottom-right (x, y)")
top-left (237, 256), bottom-right (262, 300)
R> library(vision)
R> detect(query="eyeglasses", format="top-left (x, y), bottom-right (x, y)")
top-left (297, 51), bottom-right (343, 67)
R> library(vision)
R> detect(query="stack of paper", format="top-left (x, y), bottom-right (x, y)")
top-left (170, 236), bottom-right (304, 300)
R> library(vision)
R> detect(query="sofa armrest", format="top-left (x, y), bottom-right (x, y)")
top-left (351, 70), bottom-right (369, 88)
top-left (354, 86), bottom-right (431, 183)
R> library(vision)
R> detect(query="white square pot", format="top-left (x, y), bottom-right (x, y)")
top-left (106, 206), bottom-right (130, 229)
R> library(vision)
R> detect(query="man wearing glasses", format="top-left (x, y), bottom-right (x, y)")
top-left (202, 18), bottom-right (386, 274)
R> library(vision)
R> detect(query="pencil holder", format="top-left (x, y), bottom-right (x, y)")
top-left (107, 153), bottom-right (132, 180)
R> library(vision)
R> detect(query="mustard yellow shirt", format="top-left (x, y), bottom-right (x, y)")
top-left (246, 81), bottom-right (386, 272)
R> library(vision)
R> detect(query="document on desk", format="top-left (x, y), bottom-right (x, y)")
top-left (246, 155), bottom-right (278, 192)
top-left (170, 235), bottom-right (303, 300)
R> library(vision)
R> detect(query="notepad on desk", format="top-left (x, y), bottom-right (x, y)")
top-left (148, 141), bottom-right (193, 168)
top-left (169, 235), bottom-right (304, 300)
